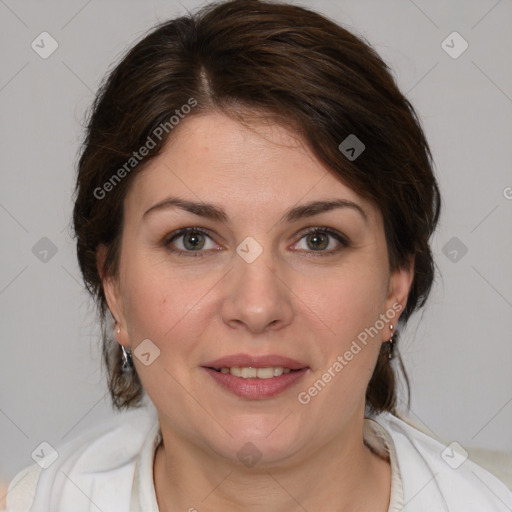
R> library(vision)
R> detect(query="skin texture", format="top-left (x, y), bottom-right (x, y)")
top-left (100, 112), bottom-right (413, 511)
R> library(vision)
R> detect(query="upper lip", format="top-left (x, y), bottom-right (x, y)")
top-left (202, 353), bottom-right (308, 370)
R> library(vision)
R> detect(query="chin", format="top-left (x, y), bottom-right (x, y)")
top-left (204, 416), bottom-right (307, 467)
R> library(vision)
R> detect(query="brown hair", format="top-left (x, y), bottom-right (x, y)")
top-left (72, 0), bottom-right (440, 415)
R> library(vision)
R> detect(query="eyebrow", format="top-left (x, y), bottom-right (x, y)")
top-left (143, 196), bottom-right (368, 224)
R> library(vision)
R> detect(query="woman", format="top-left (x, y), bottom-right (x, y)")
top-left (7, 0), bottom-right (512, 510)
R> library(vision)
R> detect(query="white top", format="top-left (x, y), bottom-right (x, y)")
top-left (6, 406), bottom-right (512, 511)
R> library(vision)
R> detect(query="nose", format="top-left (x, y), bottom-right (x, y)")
top-left (220, 247), bottom-right (294, 334)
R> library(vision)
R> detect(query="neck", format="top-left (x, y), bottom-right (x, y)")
top-left (153, 412), bottom-right (391, 512)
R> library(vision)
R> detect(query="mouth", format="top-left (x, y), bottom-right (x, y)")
top-left (208, 366), bottom-right (297, 379)
top-left (201, 354), bottom-right (309, 399)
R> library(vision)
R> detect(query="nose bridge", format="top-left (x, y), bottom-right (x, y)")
top-left (236, 243), bottom-right (278, 294)
top-left (220, 237), bottom-right (293, 333)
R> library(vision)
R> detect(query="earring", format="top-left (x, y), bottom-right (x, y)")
top-left (121, 345), bottom-right (133, 372)
top-left (116, 327), bottom-right (121, 334)
top-left (387, 324), bottom-right (395, 360)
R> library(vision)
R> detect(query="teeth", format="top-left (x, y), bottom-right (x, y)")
top-left (241, 367), bottom-right (258, 378)
top-left (219, 367), bottom-right (293, 379)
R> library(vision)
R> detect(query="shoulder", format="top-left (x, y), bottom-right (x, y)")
top-left (5, 463), bottom-right (42, 512)
top-left (6, 406), bottom-right (159, 512)
top-left (371, 411), bottom-right (512, 511)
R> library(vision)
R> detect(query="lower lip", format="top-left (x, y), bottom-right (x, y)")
top-left (202, 367), bottom-right (309, 399)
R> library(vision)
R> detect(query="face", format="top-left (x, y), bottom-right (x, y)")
top-left (101, 112), bottom-right (412, 466)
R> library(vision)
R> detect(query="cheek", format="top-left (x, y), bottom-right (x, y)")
top-left (297, 274), bottom-right (388, 414)
top-left (313, 265), bottom-right (388, 340)
top-left (122, 274), bottom-right (165, 338)
top-left (120, 255), bottom-right (215, 351)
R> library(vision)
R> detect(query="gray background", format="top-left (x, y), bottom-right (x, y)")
top-left (1, 0), bottom-right (511, 483)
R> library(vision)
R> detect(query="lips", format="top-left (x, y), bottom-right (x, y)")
top-left (201, 353), bottom-right (309, 399)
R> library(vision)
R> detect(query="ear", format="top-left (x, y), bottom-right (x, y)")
top-left (385, 254), bottom-right (415, 332)
top-left (97, 244), bottom-right (129, 347)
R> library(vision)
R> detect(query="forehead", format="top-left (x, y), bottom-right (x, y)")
top-left (124, 112), bottom-right (375, 222)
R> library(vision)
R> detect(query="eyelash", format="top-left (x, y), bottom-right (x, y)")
top-left (162, 226), bottom-right (349, 258)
